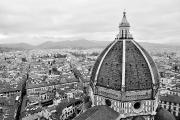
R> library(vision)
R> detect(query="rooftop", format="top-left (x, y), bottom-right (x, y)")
top-left (74, 105), bottom-right (119, 120)
top-left (56, 98), bottom-right (82, 116)
top-left (160, 95), bottom-right (180, 104)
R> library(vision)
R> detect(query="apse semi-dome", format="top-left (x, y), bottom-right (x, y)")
top-left (90, 12), bottom-right (160, 102)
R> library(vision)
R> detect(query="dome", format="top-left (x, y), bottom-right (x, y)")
top-left (155, 107), bottom-right (176, 120)
top-left (90, 12), bottom-right (160, 101)
top-left (91, 40), bottom-right (159, 90)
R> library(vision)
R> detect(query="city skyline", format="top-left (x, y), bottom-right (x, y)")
top-left (0, 0), bottom-right (179, 45)
top-left (0, 3), bottom-right (180, 119)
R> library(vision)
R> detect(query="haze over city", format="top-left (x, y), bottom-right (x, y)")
top-left (0, 0), bottom-right (180, 45)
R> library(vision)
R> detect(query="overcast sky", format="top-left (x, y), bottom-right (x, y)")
top-left (0, 0), bottom-right (179, 45)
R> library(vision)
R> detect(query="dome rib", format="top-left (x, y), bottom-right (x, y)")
top-left (134, 41), bottom-right (160, 87)
top-left (94, 40), bottom-right (118, 85)
top-left (90, 41), bottom-right (114, 85)
top-left (121, 39), bottom-right (126, 91)
top-left (96, 40), bottom-right (123, 90)
top-left (125, 40), bottom-right (153, 91)
top-left (131, 40), bottom-right (155, 85)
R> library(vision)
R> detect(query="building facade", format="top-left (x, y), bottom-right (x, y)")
top-left (26, 81), bottom-right (78, 103)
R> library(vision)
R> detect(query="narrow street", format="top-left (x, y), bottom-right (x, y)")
top-left (15, 73), bottom-right (28, 120)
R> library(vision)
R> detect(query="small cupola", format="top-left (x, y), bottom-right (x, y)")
top-left (117, 11), bottom-right (133, 39)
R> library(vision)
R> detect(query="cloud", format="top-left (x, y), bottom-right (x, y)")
top-left (0, 0), bottom-right (179, 44)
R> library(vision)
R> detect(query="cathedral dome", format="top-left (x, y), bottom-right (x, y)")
top-left (90, 12), bottom-right (160, 101)
top-left (155, 107), bottom-right (176, 120)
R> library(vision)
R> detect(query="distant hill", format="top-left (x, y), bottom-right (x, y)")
top-left (139, 42), bottom-right (180, 51)
top-left (0, 43), bottom-right (34, 50)
top-left (0, 40), bottom-right (180, 51)
top-left (36, 39), bottom-right (110, 49)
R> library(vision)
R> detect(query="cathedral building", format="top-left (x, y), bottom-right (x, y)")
top-left (74, 12), bottom-right (175, 120)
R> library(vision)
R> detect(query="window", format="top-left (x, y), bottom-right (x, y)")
top-left (116, 64), bottom-right (119, 67)
top-left (0, 109), bottom-right (3, 113)
top-left (129, 64), bottom-right (132, 67)
top-left (105, 99), bottom-right (111, 106)
top-left (134, 102), bottom-right (141, 109)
